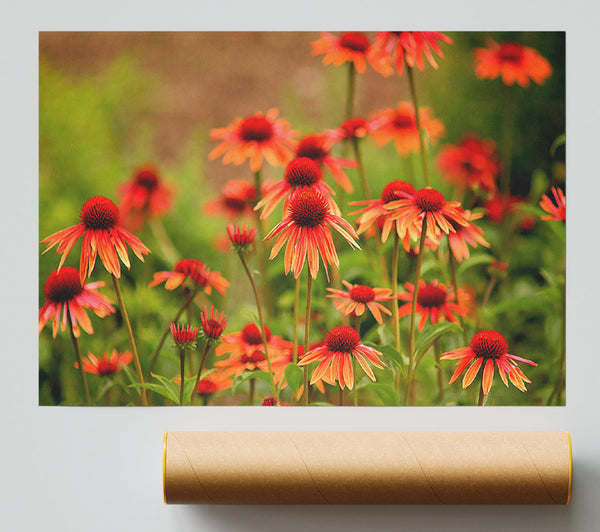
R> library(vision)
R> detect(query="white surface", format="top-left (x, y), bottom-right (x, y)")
top-left (2, 1), bottom-right (599, 531)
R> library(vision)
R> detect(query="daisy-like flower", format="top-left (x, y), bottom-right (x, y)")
top-left (261, 396), bottom-right (279, 406)
top-left (436, 135), bottom-right (500, 195)
top-left (76, 350), bottom-right (132, 377)
top-left (226, 223), bottom-right (258, 252)
top-left (441, 330), bottom-right (537, 395)
top-left (41, 196), bottom-right (150, 283)
top-left (255, 157), bottom-right (338, 219)
top-left (118, 164), bottom-right (173, 231)
top-left (397, 279), bottom-right (468, 331)
top-left (170, 323), bottom-right (200, 350)
top-left (474, 41), bottom-right (552, 88)
top-left (204, 179), bottom-right (260, 219)
top-left (214, 323), bottom-right (292, 381)
top-left (197, 372), bottom-right (232, 397)
top-left (540, 187), bottom-right (566, 222)
top-left (209, 109), bottom-right (297, 172)
top-left (295, 133), bottom-right (357, 193)
top-left (370, 31), bottom-right (453, 76)
top-left (350, 179), bottom-right (416, 243)
top-left (370, 102), bottom-right (445, 156)
top-left (385, 187), bottom-right (469, 241)
top-left (39, 267), bottom-right (115, 338)
top-left (327, 117), bottom-right (372, 146)
top-left (298, 326), bottom-right (386, 390)
top-left (311, 32), bottom-right (392, 75)
top-left (149, 259), bottom-right (229, 296)
top-left (483, 193), bottom-right (518, 224)
top-left (200, 306), bottom-right (227, 341)
top-left (327, 280), bottom-right (394, 324)
top-left (447, 209), bottom-right (490, 263)
top-left (265, 189), bottom-right (360, 280)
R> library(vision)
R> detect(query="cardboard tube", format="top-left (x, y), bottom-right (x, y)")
top-left (163, 431), bottom-right (572, 505)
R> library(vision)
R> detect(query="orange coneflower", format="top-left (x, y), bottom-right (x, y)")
top-left (540, 187), bottom-right (565, 222)
top-left (298, 326), bottom-right (386, 390)
top-left (149, 259), bottom-right (229, 296)
top-left (441, 330), bottom-right (537, 395)
top-left (41, 196), bottom-right (150, 283)
top-left (436, 135), bottom-right (500, 195)
top-left (209, 109), bottom-right (297, 172)
top-left (397, 279), bottom-right (468, 331)
top-left (204, 179), bottom-right (260, 220)
top-left (118, 164), bottom-right (173, 231)
top-left (370, 102), bottom-right (445, 156)
top-left (370, 31), bottom-right (453, 76)
top-left (327, 280), bottom-right (393, 324)
top-left (473, 41), bottom-right (552, 88)
top-left (311, 32), bottom-right (392, 75)
top-left (265, 189), bottom-right (360, 280)
top-left (197, 372), bottom-right (233, 398)
top-left (76, 350), bottom-right (132, 377)
top-left (39, 267), bottom-right (115, 338)
top-left (447, 209), bottom-right (490, 263)
top-left (295, 133), bottom-right (357, 193)
top-left (328, 117), bottom-right (371, 143)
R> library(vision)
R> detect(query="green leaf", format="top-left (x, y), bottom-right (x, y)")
top-left (151, 372), bottom-right (180, 398)
top-left (130, 382), bottom-right (179, 405)
top-left (457, 254), bottom-right (492, 277)
top-left (231, 370), bottom-right (272, 396)
top-left (550, 133), bottom-right (565, 158)
top-left (284, 363), bottom-right (303, 395)
top-left (414, 322), bottom-right (462, 362)
top-left (365, 342), bottom-right (405, 375)
top-left (364, 382), bottom-right (399, 406)
top-left (183, 376), bottom-right (199, 405)
top-left (120, 364), bottom-right (141, 398)
top-left (484, 296), bottom-right (547, 318)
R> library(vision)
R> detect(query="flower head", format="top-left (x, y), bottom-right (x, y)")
top-left (327, 280), bottom-right (393, 324)
top-left (370, 102), bottom-right (445, 156)
top-left (118, 164), bottom-right (173, 231)
top-left (196, 372), bottom-right (232, 396)
top-left (447, 209), bottom-right (490, 263)
top-left (76, 350), bottom-right (132, 377)
top-left (226, 224), bottom-right (258, 252)
top-left (441, 330), bottom-right (537, 395)
top-left (483, 193), bottom-right (519, 224)
top-left (170, 323), bottom-right (200, 350)
top-left (295, 133), bottom-right (357, 193)
top-left (209, 109), bottom-right (297, 172)
top-left (298, 326), bottom-right (386, 390)
top-left (540, 187), bottom-right (565, 222)
top-left (370, 31), bottom-right (453, 75)
top-left (397, 279), bottom-right (468, 331)
top-left (200, 306), bottom-right (227, 341)
top-left (39, 267), bottom-right (115, 338)
top-left (474, 41), bottom-right (552, 87)
top-left (255, 157), bottom-right (338, 219)
top-left (331, 118), bottom-right (370, 142)
top-left (204, 179), bottom-right (261, 220)
top-left (311, 32), bottom-right (392, 75)
top-left (265, 189), bottom-right (360, 280)
top-left (149, 259), bottom-right (229, 296)
top-left (41, 196), bottom-right (150, 282)
top-left (436, 135), bottom-right (500, 195)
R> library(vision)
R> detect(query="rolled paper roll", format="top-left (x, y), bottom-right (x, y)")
top-left (163, 431), bottom-right (572, 505)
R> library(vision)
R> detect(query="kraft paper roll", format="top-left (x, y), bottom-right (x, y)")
top-left (163, 431), bottom-right (572, 505)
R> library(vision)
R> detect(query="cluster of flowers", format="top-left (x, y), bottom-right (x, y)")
top-left (39, 32), bottom-right (565, 406)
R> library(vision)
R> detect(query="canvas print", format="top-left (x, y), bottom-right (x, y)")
top-left (39, 32), bottom-right (565, 406)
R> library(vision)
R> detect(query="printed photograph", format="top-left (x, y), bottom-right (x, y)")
top-left (39, 31), bottom-right (565, 406)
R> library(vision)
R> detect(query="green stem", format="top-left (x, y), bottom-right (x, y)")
top-left (448, 251), bottom-right (468, 345)
top-left (548, 281), bottom-right (566, 405)
top-left (149, 218), bottom-right (180, 265)
top-left (293, 277), bottom-right (300, 364)
top-left (391, 232), bottom-right (402, 394)
top-left (254, 169), bottom-right (272, 319)
top-left (249, 378), bottom-right (255, 406)
top-left (111, 274), bottom-right (147, 405)
top-left (303, 274), bottom-right (313, 406)
top-left (501, 84), bottom-right (515, 195)
top-left (346, 62), bottom-right (356, 121)
top-left (477, 378), bottom-right (486, 406)
top-left (352, 139), bottom-right (371, 201)
top-left (187, 301), bottom-right (194, 377)
top-left (238, 251), bottom-right (277, 399)
top-left (67, 314), bottom-right (91, 406)
top-left (406, 62), bottom-right (430, 187)
top-left (404, 216), bottom-right (428, 405)
top-left (179, 349), bottom-right (185, 406)
top-left (353, 357), bottom-right (358, 406)
top-left (192, 341), bottom-right (212, 406)
top-left (149, 290), bottom-right (196, 375)
top-left (434, 339), bottom-right (444, 403)
top-left (339, 387), bottom-right (344, 406)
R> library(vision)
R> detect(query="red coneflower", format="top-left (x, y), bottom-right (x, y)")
top-left (204, 179), bottom-right (261, 219)
top-left (327, 280), bottom-right (393, 324)
top-left (298, 326), bottom-right (386, 390)
top-left (329, 117), bottom-right (370, 143)
top-left (436, 135), bottom-right (501, 195)
top-left (39, 267), bottom-right (115, 338)
top-left (311, 32), bottom-right (392, 75)
top-left (441, 330), bottom-right (537, 396)
top-left (76, 350), bottom-right (132, 377)
top-left (447, 209), bottom-right (490, 263)
top-left (118, 164), bottom-right (173, 231)
top-left (540, 187), bottom-right (566, 222)
top-left (255, 157), bottom-right (339, 219)
top-left (474, 41), bottom-right (552, 88)
top-left (209, 109), bottom-right (297, 172)
top-left (265, 189), bottom-right (360, 280)
top-left (41, 196), bottom-right (150, 282)
top-left (370, 31), bottom-right (453, 76)
top-left (149, 259), bottom-right (229, 296)
top-left (170, 323), bottom-right (200, 350)
top-left (370, 102), bottom-right (445, 156)
top-left (295, 133), bottom-right (357, 193)
top-left (200, 306), bottom-right (227, 341)
top-left (397, 279), bottom-right (468, 331)
top-left (350, 179), bottom-right (416, 243)
top-left (226, 223), bottom-right (258, 252)
top-left (197, 372), bottom-right (232, 397)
